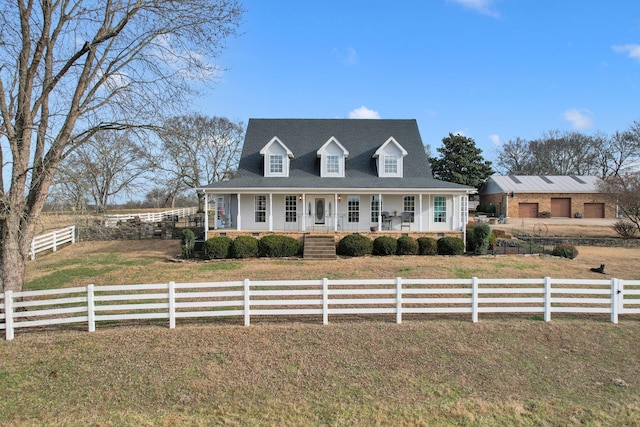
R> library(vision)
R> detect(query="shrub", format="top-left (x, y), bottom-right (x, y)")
top-left (476, 203), bottom-right (496, 214)
top-left (258, 234), bottom-right (301, 258)
top-left (437, 236), bottom-right (465, 255)
top-left (202, 236), bottom-right (232, 259)
top-left (180, 229), bottom-right (195, 259)
top-left (337, 234), bottom-right (372, 257)
top-left (552, 243), bottom-right (579, 259)
top-left (613, 219), bottom-right (638, 239)
top-left (372, 236), bottom-right (397, 256)
top-left (396, 236), bottom-right (418, 255)
top-left (230, 236), bottom-right (259, 258)
top-left (470, 223), bottom-right (491, 255)
top-left (417, 237), bottom-right (438, 255)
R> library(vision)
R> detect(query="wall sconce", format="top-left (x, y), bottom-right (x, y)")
top-left (509, 191), bottom-right (515, 198)
top-left (338, 195), bottom-right (341, 201)
top-left (298, 195), bottom-right (302, 201)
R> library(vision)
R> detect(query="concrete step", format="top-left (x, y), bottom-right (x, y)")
top-left (303, 235), bottom-right (336, 260)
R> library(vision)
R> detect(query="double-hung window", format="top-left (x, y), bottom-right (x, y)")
top-left (403, 195), bottom-right (415, 222)
top-left (434, 196), bottom-right (447, 223)
top-left (384, 156), bottom-right (398, 174)
top-left (370, 195), bottom-right (380, 223)
top-left (285, 195), bottom-right (297, 222)
top-left (269, 154), bottom-right (283, 174)
top-left (348, 196), bottom-right (360, 223)
top-left (326, 155), bottom-right (340, 174)
top-left (255, 195), bottom-right (266, 223)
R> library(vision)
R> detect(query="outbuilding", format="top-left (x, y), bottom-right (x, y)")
top-left (479, 175), bottom-right (614, 219)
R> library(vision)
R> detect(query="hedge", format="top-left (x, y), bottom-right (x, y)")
top-left (372, 236), bottom-right (397, 256)
top-left (337, 234), bottom-right (373, 257)
top-left (258, 234), bottom-right (301, 258)
top-left (437, 236), bottom-right (465, 255)
top-left (417, 237), bottom-right (438, 255)
top-left (230, 236), bottom-right (259, 258)
top-left (396, 236), bottom-right (419, 255)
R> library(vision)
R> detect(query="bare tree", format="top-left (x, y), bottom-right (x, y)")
top-left (0, 1), bottom-right (244, 293)
top-left (154, 114), bottom-right (244, 211)
top-left (57, 130), bottom-right (151, 212)
top-left (495, 137), bottom-right (534, 175)
top-left (600, 172), bottom-right (640, 235)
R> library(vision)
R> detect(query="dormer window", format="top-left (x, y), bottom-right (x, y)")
top-left (384, 156), bottom-right (398, 174)
top-left (317, 137), bottom-right (349, 178)
top-left (373, 137), bottom-right (407, 178)
top-left (260, 137), bottom-right (294, 177)
top-left (269, 154), bottom-right (283, 174)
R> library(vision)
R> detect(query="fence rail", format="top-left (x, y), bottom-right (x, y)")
top-left (103, 207), bottom-right (198, 227)
top-left (2, 277), bottom-right (639, 340)
top-left (30, 225), bottom-right (76, 260)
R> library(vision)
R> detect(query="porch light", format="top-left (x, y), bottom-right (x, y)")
top-left (298, 195), bottom-right (302, 201)
top-left (338, 195), bottom-right (341, 201)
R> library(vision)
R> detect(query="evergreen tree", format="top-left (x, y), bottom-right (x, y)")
top-left (430, 133), bottom-right (494, 189)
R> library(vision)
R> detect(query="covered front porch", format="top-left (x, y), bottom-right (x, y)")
top-left (200, 190), bottom-right (470, 236)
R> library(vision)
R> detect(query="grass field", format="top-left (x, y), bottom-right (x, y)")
top-left (3, 225), bottom-right (640, 426)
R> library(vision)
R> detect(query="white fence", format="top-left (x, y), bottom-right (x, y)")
top-left (30, 225), bottom-right (76, 260)
top-left (2, 277), bottom-right (640, 340)
top-left (103, 207), bottom-right (198, 227)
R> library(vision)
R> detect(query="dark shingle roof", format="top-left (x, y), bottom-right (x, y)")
top-left (201, 119), bottom-right (473, 191)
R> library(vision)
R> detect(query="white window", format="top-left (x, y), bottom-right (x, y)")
top-left (371, 195), bottom-right (380, 223)
top-left (269, 154), bottom-right (283, 174)
top-left (348, 196), bottom-right (359, 223)
top-left (255, 196), bottom-right (266, 223)
top-left (327, 155), bottom-right (340, 174)
top-left (403, 195), bottom-right (415, 222)
top-left (285, 195), bottom-right (297, 223)
top-left (384, 156), bottom-right (398, 174)
top-left (434, 196), bottom-right (447, 223)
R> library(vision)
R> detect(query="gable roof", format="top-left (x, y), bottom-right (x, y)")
top-left (481, 175), bottom-right (602, 194)
top-left (200, 118), bottom-right (474, 192)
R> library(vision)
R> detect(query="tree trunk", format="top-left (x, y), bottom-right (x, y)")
top-left (0, 212), bottom-right (34, 293)
top-left (197, 192), bottom-right (206, 213)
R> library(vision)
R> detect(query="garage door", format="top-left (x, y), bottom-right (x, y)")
top-left (518, 203), bottom-right (539, 218)
top-left (551, 198), bottom-right (571, 217)
top-left (584, 203), bottom-right (605, 218)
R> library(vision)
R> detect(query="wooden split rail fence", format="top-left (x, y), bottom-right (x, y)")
top-left (103, 207), bottom-right (198, 227)
top-left (2, 277), bottom-right (640, 340)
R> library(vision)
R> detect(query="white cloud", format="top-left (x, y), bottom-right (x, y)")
top-left (488, 134), bottom-right (500, 148)
top-left (563, 109), bottom-right (594, 129)
top-left (332, 47), bottom-right (358, 66)
top-left (449, 0), bottom-right (501, 18)
top-left (348, 106), bottom-right (381, 119)
top-left (612, 44), bottom-right (640, 62)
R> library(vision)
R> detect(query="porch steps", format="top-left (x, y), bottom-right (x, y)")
top-left (303, 235), bottom-right (336, 260)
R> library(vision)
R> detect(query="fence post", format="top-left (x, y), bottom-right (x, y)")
top-left (169, 281), bottom-right (176, 329)
top-left (87, 284), bottom-right (95, 332)
top-left (611, 278), bottom-right (620, 324)
top-left (52, 229), bottom-right (58, 252)
top-left (396, 277), bottom-right (402, 324)
top-left (5, 291), bottom-right (14, 340)
top-left (544, 277), bottom-right (551, 322)
top-left (471, 277), bottom-right (479, 323)
top-left (322, 278), bottom-right (329, 325)
top-left (71, 225), bottom-right (76, 244)
top-left (244, 279), bottom-right (250, 326)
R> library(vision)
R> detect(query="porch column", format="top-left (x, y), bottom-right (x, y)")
top-left (334, 193), bottom-right (339, 232)
top-left (236, 194), bottom-right (242, 231)
top-left (419, 194), bottom-right (423, 232)
top-left (212, 194), bottom-right (218, 230)
top-left (301, 194), bottom-right (306, 231)
top-left (268, 193), bottom-right (273, 232)
top-left (203, 192), bottom-right (209, 234)
top-left (378, 193), bottom-right (382, 230)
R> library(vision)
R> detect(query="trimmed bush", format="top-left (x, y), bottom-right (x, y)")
top-left (552, 243), bottom-right (579, 259)
top-left (437, 236), bottom-right (465, 255)
top-left (470, 223), bottom-right (491, 255)
top-left (180, 228), bottom-right (195, 259)
top-left (258, 234), bottom-right (301, 258)
top-left (337, 234), bottom-right (372, 257)
top-left (230, 236), bottom-right (259, 258)
top-left (202, 236), bottom-right (232, 259)
top-left (417, 237), bottom-right (438, 255)
top-left (373, 236), bottom-right (397, 256)
top-left (396, 236), bottom-right (418, 255)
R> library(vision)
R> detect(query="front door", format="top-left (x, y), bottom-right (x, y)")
top-left (315, 198), bottom-right (325, 225)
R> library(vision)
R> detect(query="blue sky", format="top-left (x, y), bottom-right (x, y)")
top-left (195, 0), bottom-right (640, 162)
